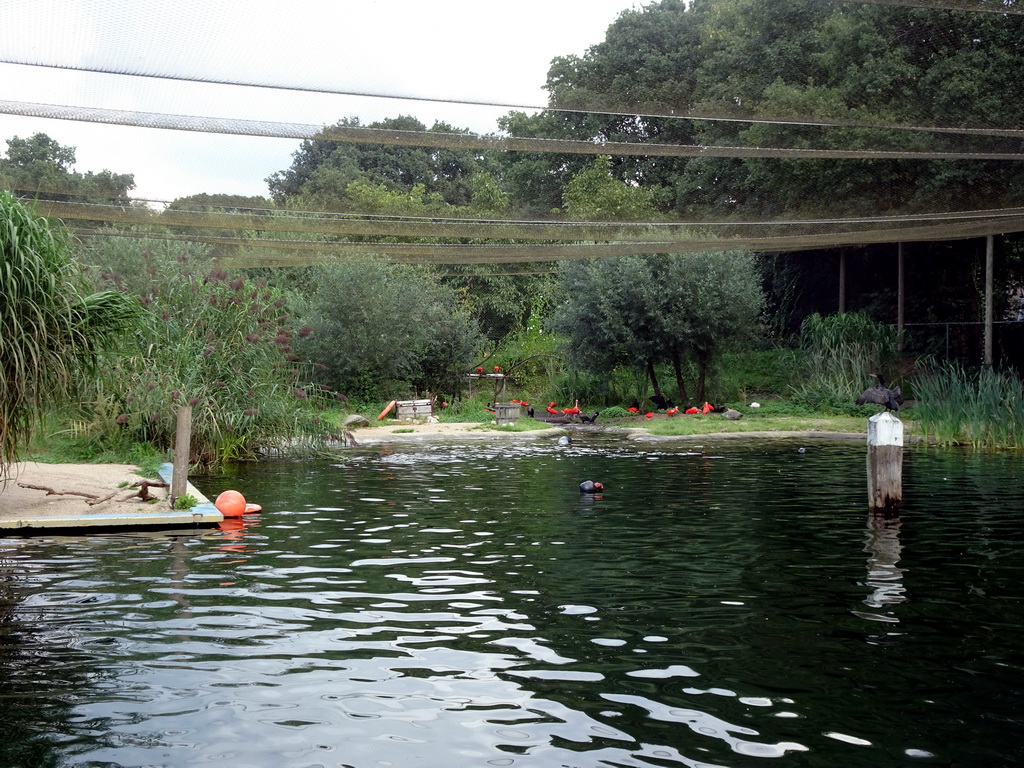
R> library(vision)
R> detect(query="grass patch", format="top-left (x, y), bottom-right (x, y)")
top-left (173, 493), bottom-right (198, 510)
top-left (392, 428), bottom-right (415, 433)
top-left (643, 412), bottom-right (873, 437)
top-left (470, 418), bottom-right (554, 433)
top-left (24, 421), bottom-right (166, 478)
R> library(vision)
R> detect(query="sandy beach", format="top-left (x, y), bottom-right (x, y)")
top-left (0, 461), bottom-right (175, 524)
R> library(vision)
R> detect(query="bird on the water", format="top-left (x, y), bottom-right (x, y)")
top-left (855, 373), bottom-right (904, 413)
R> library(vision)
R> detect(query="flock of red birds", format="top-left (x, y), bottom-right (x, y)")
top-left (627, 401), bottom-right (717, 418)
top-left (474, 365), bottom-right (719, 421)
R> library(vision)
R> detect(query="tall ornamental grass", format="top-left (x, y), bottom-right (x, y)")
top-left (81, 241), bottom-right (345, 468)
top-left (790, 312), bottom-right (900, 413)
top-left (913, 362), bottom-right (1024, 448)
top-left (0, 192), bottom-right (142, 474)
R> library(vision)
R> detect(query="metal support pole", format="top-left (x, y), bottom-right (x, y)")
top-left (985, 235), bottom-right (994, 367)
top-left (838, 250), bottom-right (847, 313)
top-left (897, 242), bottom-right (905, 353)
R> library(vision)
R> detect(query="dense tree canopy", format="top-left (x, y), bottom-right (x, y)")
top-left (550, 251), bottom-right (765, 402)
top-left (0, 133), bottom-right (135, 204)
top-left (292, 262), bottom-right (483, 400)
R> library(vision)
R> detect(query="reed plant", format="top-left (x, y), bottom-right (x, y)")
top-left (913, 362), bottom-right (1024, 448)
top-left (790, 312), bottom-right (900, 413)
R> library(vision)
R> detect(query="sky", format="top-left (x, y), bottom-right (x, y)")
top-left (0, 0), bottom-right (640, 202)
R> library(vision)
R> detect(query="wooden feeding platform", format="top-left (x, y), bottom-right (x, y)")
top-left (466, 372), bottom-right (507, 399)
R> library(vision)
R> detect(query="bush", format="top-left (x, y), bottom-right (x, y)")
top-left (82, 239), bottom-right (342, 467)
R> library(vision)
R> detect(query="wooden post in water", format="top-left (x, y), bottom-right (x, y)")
top-left (867, 411), bottom-right (903, 514)
top-left (171, 405), bottom-right (192, 507)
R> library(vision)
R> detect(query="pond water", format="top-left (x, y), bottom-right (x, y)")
top-left (2, 434), bottom-right (1024, 768)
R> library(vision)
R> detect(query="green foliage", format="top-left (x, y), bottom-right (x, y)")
top-left (714, 348), bottom-right (797, 402)
top-left (266, 116), bottom-right (486, 208)
top-left (81, 237), bottom-right (342, 468)
top-left (913, 362), bottom-right (1024, 448)
top-left (789, 312), bottom-right (900, 413)
top-left (597, 405), bottom-right (632, 419)
top-left (549, 251), bottom-right (765, 402)
top-left (173, 493), bottom-right (198, 510)
top-left (0, 192), bottom-right (144, 474)
top-left (294, 261), bottom-right (483, 400)
top-left (0, 133), bottom-right (135, 203)
top-left (561, 156), bottom-right (659, 221)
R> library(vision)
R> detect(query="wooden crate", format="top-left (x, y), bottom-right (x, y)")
top-left (396, 399), bottom-right (432, 419)
top-left (495, 402), bottom-right (520, 425)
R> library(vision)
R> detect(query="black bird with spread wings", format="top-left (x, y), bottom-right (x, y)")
top-left (855, 373), bottom-right (904, 413)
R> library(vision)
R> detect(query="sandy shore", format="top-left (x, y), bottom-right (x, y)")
top-left (0, 461), bottom-right (175, 524)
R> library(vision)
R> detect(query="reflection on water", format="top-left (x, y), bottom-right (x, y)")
top-left (1, 436), bottom-right (1023, 767)
top-left (856, 513), bottom-right (907, 622)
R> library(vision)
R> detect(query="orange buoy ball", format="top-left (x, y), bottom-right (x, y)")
top-left (215, 490), bottom-right (247, 517)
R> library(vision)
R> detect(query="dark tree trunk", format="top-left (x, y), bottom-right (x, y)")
top-left (695, 350), bottom-right (709, 402)
top-left (646, 359), bottom-right (663, 403)
top-left (670, 348), bottom-right (690, 404)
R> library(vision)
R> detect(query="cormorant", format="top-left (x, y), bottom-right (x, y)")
top-left (855, 373), bottom-right (904, 412)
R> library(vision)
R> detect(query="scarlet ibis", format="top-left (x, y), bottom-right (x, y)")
top-left (666, 407), bottom-right (679, 416)
top-left (684, 406), bottom-right (699, 414)
top-left (645, 412), bottom-right (653, 419)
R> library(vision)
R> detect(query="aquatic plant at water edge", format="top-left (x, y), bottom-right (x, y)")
top-left (790, 312), bottom-right (900, 413)
top-left (912, 362), bottom-right (1024, 448)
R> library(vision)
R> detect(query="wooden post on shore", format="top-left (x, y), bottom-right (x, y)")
top-left (171, 405), bottom-right (192, 507)
top-left (867, 411), bottom-right (903, 514)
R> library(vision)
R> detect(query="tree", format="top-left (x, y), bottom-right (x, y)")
top-left (293, 262), bottom-right (483, 399)
top-left (550, 251), bottom-right (764, 402)
top-left (0, 192), bottom-right (142, 476)
top-left (266, 117), bottom-right (488, 209)
top-left (0, 133), bottom-right (135, 204)
top-left (562, 156), bottom-right (658, 220)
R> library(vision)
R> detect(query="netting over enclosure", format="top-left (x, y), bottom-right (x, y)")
top-left (2, 0), bottom-right (1024, 265)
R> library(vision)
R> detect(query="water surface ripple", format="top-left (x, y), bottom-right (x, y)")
top-left (2, 436), bottom-right (1023, 767)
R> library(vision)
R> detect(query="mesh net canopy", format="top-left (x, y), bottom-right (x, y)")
top-left (2, 0), bottom-right (1023, 266)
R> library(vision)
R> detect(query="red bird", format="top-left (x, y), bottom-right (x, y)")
top-left (701, 402), bottom-right (714, 414)
top-left (685, 406), bottom-right (700, 415)
top-left (546, 403), bottom-right (559, 415)
top-left (476, 366), bottom-right (483, 373)
top-left (666, 407), bottom-right (679, 416)
top-left (493, 365), bottom-right (501, 372)
top-left (645, 412), bottom-right (653, 419)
